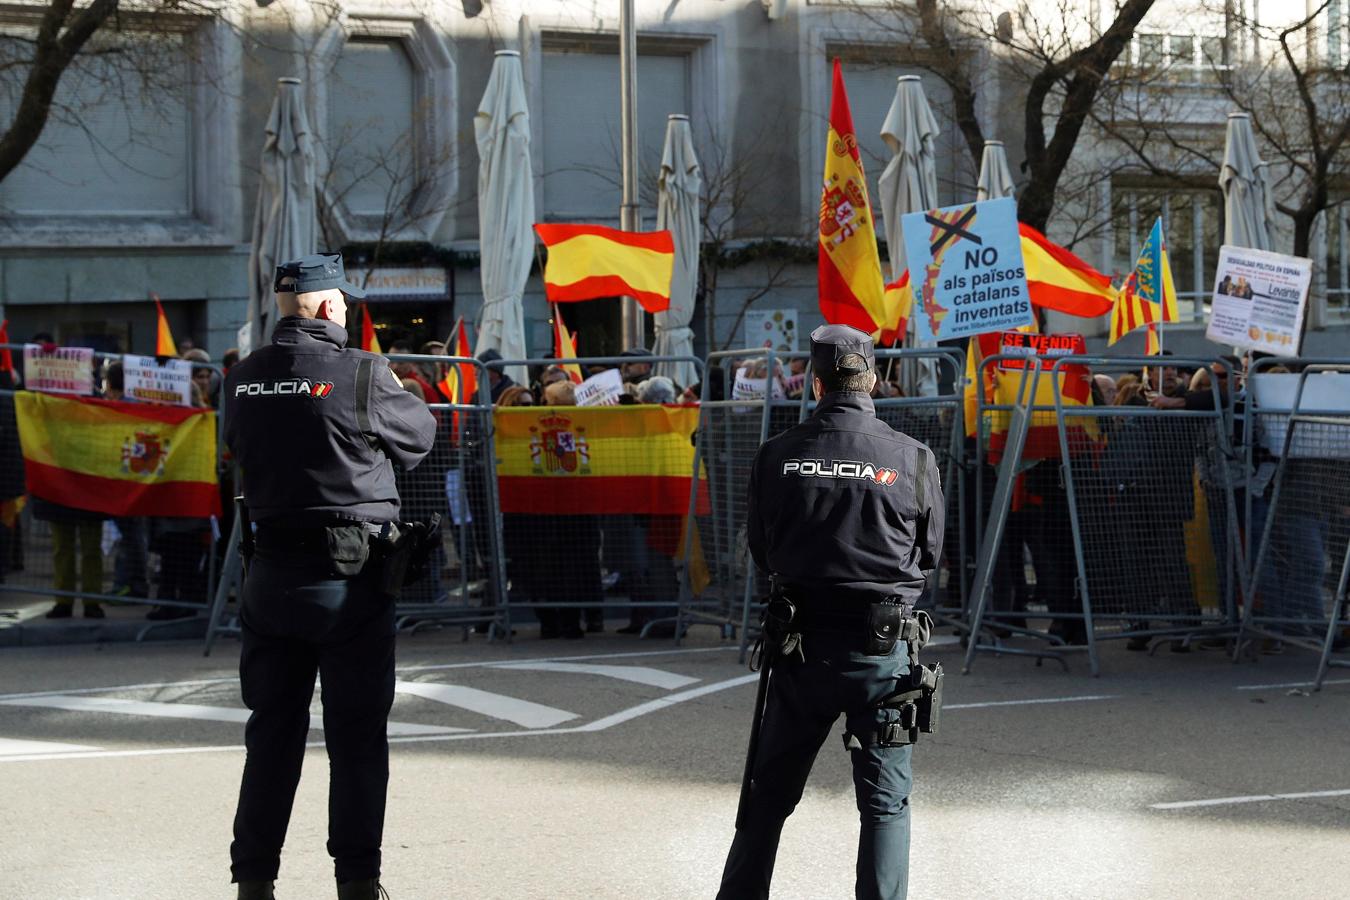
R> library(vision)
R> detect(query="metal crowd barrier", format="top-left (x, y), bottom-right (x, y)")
top-left (483, 353), bottom-right (705, 640)
top-left (1237, 361), bottom-right (1350, 686)
top-left (0, 348), bottom-right (228, 642)
top-left (963, 354), bottom-right (1240, 676)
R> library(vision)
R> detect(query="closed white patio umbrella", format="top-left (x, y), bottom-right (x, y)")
top-left (654, 114), bottom-right (701, 389)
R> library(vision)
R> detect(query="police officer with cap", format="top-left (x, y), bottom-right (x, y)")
top-left (225, 254), bottom-right (436, 900)
top-left (718, 324), bottom-right (945, 900)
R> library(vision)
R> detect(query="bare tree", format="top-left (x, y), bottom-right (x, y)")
top-left (844, 0), bottom-right (1158, 232)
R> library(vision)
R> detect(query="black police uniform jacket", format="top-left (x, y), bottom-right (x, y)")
top-left (747, 391), bottom-right (945, 606)
top-left (224, 317), bottom-right (437, 524)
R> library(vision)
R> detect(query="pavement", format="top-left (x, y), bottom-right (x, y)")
top-left (1, 625), bottom-right (1348, 899)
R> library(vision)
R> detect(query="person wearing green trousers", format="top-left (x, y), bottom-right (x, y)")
top-left (33, 498), bottom-right (106, 618)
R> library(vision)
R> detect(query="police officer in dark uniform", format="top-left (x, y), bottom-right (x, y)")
top-left (718, 325), bottom-right (945, 900)
top-left (224, 254), bottom-right (437, 900)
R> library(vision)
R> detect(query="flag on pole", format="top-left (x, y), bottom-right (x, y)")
top-left (360, 306), bottom-right (382, 354)
top-left (1109, 218), bottom-right (1179, 352)
top-left (552, 305), bottom-right (584, 384)
top-left (533, 223), bottom-right (675, 313)
top-left (153, 295), bottom-right (178, 357)
top-left (875, 273), bottom-right (914, 347)
top-left (1018, 224), bottom-right (1117, 318)
top-left (437, 318), bottom-right (477, 403)
top-left (817, 59), bottom-right (887, 332)
top-left (0, 319), bottom-right (13, 375)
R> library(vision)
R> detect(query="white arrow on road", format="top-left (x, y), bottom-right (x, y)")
top-left (394, 681), bottom-right (579, 729)
top-left (487, 661), bottom-right (699, 690)
top-left (0, 696), bottom-right (467, 737)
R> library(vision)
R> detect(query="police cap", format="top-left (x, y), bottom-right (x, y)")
top-left (273, 253), bottom-right (367, 299)
top-left (810, 324), bottom-right (875, 376)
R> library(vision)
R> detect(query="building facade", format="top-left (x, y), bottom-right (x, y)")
top-left (0, 0), bottom-right (1345, 360)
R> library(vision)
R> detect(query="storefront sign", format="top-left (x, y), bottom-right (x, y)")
top-left (361, 266), bottom-right (450, 301)
top-left (744, 309), bottom-right (798, 351)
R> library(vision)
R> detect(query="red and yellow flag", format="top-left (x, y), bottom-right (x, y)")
top-left (494, 405), bottom-right (708, 516)
top-left (818, 60), bottom-right (887, 332)
top-left (1110, 218), bottom-right (1178, 353)
top-left (436, 318), bottom-right (478, 404)
top-left (552, 305), bottom-right (584, 384)
top-left (534, 223), bottom-right (674, 313)
top-left (876, 273), bottom-right (914, 347)
top-left (16, 392), bottom-right (220, 518)
top-left (1019, 224), bottom-right (1117, 318)
top-left (153, 295), bottom-right (178, 357)
top-left (0, 319), bottom-right (12, 375)
top-left (360, 306), bottom-right (382, 354)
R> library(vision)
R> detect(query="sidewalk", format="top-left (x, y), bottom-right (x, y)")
top-left (0, 591), bottom-right (207, 648)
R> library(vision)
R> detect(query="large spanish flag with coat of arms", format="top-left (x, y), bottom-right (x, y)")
top-left (495, 405), bottom-right (707, 516)
top-left (16, 392), bottom-right (221, 518)
top-left (818, 60), bottom-right (888, 333)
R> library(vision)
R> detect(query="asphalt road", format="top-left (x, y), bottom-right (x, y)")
top-left (2, 628), bottom-right (1348, 900)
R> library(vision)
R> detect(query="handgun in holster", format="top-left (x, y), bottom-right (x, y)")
top-left (370, 514), bottom-right (443, 599)
top-left (235, 496), bottom-right (255, 578)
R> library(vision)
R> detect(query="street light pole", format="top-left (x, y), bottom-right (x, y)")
top-left (619, 0), bottom-right (644, 350)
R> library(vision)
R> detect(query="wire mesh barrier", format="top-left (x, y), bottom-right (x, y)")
top-left (1239, 364), bottom-right (1350, 686)
top-left (0, 350), bottom-right (227, 640)
top-left (484, 354), bottom-right (704, 639)
top-left (963, 355), bottom-right (1242, 675)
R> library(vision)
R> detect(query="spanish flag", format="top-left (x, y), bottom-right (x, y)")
top-left (552, 305), bottom-right (584, 384)
top-left (360, 306), bottom-right (382, 354)
top-left (1110, 218), bottom-right (1178, 353)
top-left (494, 405), bottom-right (708, 516)
top-left (876, 273), bottom-right (914, 347)
top-left (818, 60), bottom-right (887, 332)
top-left (1019, 224), bottom-right (1116, 318)
top-left (16, 392), bottom-right (221, 518)
top-left (534, 223), bottom-right (674, 314)
top-left (0, 319), bottom-right (13, 376)
top-left (436, 318), bottom-right (477, 404)
top-left (153, 295), bottom-right (178, 357)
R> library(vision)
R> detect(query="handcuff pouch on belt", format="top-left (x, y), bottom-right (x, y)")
top-left (843, 609), bottom-right (944, 751)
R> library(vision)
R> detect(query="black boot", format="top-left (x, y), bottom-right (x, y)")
top-left (236, 881), bottom-right (275, 900)
top-left (336, 878), bottom-right (384, 899)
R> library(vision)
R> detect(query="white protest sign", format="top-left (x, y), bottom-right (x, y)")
top-left (23, 345), bottom-right (94, 395)
top-left (1205, 245), bottom-right (1312, 355)
top-left (731, 368), bottom-right (786, 401)
top-left (744, 309), bottom-right (799, 351)
top-left (123, 354), bottom-right (193, 406)
top-left (574, 368), bottom-right (624, 407)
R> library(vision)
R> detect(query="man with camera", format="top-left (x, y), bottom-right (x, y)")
top-left (224, 254), bottom-right (437, 900)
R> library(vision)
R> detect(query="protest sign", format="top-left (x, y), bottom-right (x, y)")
top-left (23, 345), bottom-right (94, 395)
top-left (574, 368), bottom-right (624, 407)
top-left (123, 355), bottom-right (193, 406)
top-left (731, 369), bottom-right (786, 402)
top-left (1205, 245), bottom-right (1312, 354)
top-left (998, 332), bottom-right (1086, 370)
top-left (902, 196), bottom-right (1034, 342)
top-left (744, 309), bottom-right (799, 351)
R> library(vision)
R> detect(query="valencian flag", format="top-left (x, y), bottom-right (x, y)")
top-left (1019, 224), bottom-right (1117, 318)
top-left (534, 223), bottom-right (674, 313)
top-left (16, 392), bottom-right (220, 518)
top-left (818, 60), bottom-right (887, 332)
top-left (876, 273), bottom-right (914, 347)
top-left (436, 318), bottom-right (477, 404)
top-left (1110, 218), bottom-right (1178, 355)
top-left (153, 295), bottom-right (178, 357)
top-left (360, 305), bottom-right (383, 354)
top-left (552, 305), bottom-right (584, 384)
top-left (494, 405), bottom-right (708, 516)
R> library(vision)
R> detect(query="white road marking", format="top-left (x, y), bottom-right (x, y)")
top-left (0, 737), bottom-right (99, 756)
top-left (488, 661), bottom-right (699, 690)
top-left (394, 681), bottom-right (578, 729)
top-left (1151, 788), bottom-right (1350, 810)
top-left (0, 673), bottom-right (760, 762)
top-left (945, 695), bottom-right (1116, 710)
top-left (0, 696), bottom-right (466, 737)
top-left (0, 646), bottom-right (737, 702)
top-left (1235, 678), bottom-right (1350, 691)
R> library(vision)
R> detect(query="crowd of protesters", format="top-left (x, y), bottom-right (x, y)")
top-left (8, 328), bottom-right (1345, 655)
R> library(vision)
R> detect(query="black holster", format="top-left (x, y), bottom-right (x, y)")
top-left (370, 514), bottom-right (442, 599)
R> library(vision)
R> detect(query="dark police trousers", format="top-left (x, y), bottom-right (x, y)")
top-left (718, 632), bottom-right (914, 900)
top-left (229, 548), bottom-right (396, 884)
